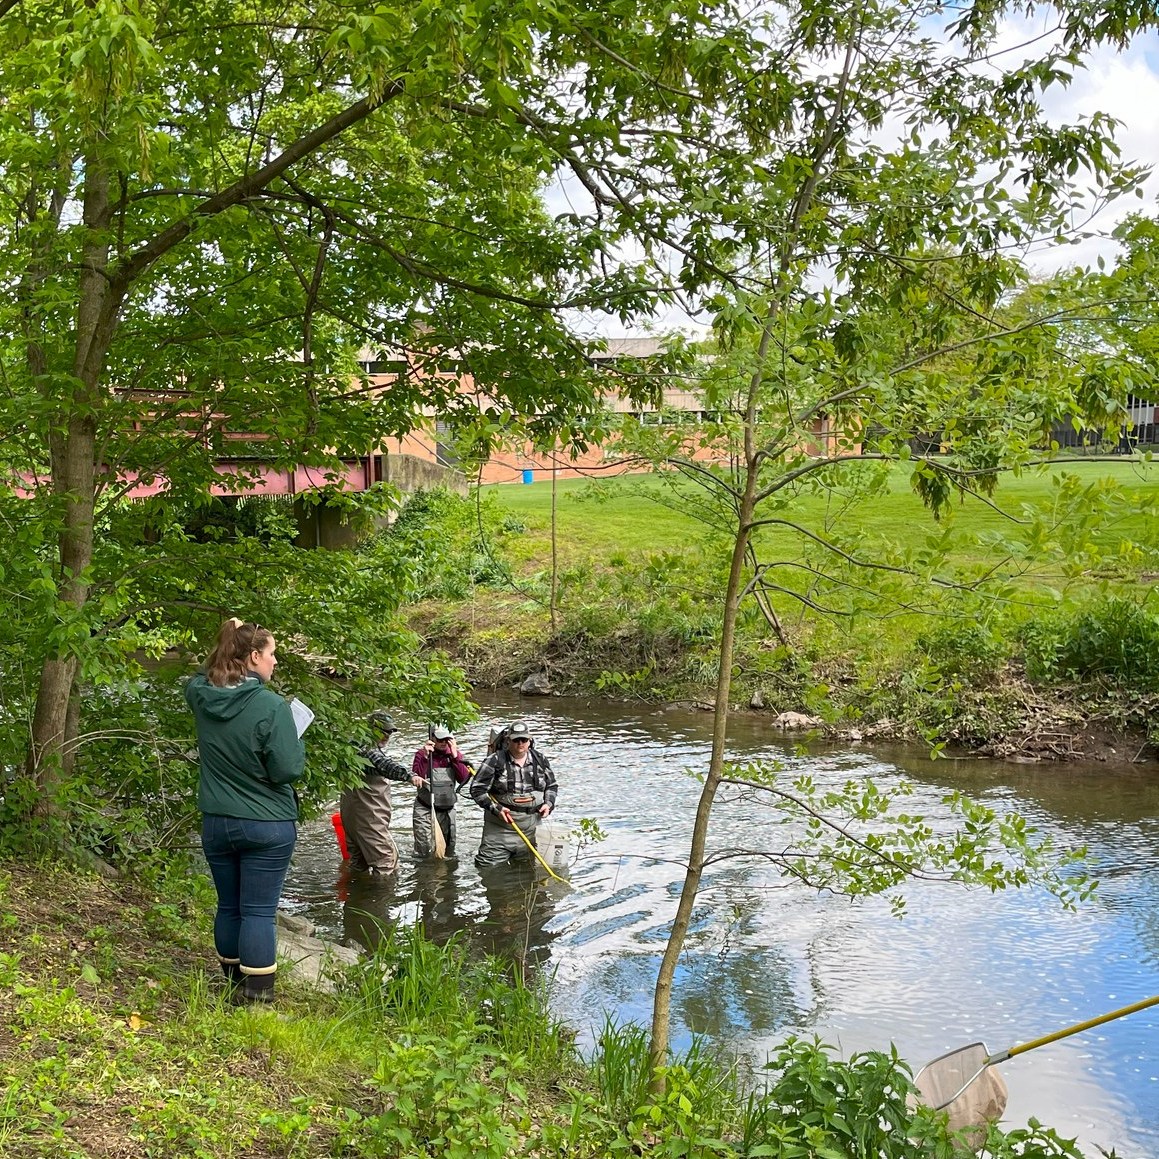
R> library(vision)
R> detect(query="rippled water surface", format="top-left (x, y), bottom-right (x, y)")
top-left (284, 693), bottom-right (1159, 1156)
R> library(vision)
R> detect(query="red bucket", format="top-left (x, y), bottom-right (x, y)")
top-left (330, 811), bottom-right (349, 860)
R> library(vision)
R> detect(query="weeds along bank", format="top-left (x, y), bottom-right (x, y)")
top-left (0, 858), bottom-right (1105, 1158)
top-left (393, 480), bottom-right (1159, 761)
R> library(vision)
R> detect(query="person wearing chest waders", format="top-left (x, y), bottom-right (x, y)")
top-left (339, 711), bottom-right (412, 875)
top-left (469, 720), bottom-right (558, 867)
top-left (411, 726), bottom-right (473, 858)
top-left (185, 618), bottom-right (305, 1004)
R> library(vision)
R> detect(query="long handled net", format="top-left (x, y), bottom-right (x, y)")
top-left (912, 992), bottom-right (1159, 1143)
top-left (430, 793), bottom-right (447, 858)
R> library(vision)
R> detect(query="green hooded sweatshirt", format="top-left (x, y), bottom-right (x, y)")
top-left (185, 673), bottom-right (305, 821)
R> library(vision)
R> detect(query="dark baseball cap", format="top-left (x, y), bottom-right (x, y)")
top-left (369, 710), bottom-right (396, 734)
top-left (507, 720), bottom-right (531, 739)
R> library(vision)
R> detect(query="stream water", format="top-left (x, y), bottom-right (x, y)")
top-left (283, 692), bottom-right (1159, 1156)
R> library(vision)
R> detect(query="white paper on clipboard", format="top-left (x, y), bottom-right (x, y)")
top-left (289, 698), bottom-right (315, 737)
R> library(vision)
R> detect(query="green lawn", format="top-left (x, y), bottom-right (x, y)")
top-left (486, 474), bottom-right (703, 558)
top-left (484, 460), bottom-right (1159, 576)
top-left (466, 460), bottom-right (1159, 709)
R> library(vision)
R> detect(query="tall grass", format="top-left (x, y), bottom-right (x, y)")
top-left (341, 918), bottom-right (577, 1076)
top-left (346, 918), bottom-right (474, 1024)
top-left (593, 1018), bottom-right (654, 1118)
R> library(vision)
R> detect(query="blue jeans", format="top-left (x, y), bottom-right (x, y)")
top-left (201, 815), bottom-right (297, 971)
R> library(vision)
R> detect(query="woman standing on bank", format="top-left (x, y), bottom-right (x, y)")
top-left (185, 618), bottom-right (305, 1003)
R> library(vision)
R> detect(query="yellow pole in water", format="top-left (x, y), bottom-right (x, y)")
top-left (490, 795), bottom-right (567, 882)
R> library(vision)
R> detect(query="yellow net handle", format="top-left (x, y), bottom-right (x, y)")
top-left (995, 993), bottom-right (1159, 1064)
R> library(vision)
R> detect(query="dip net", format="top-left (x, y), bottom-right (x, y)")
top-left (912, 1043), bottom-right (1008, 1145)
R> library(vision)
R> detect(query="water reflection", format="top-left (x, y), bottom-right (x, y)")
top-left (283, 692), bottom-right (1159, 1157)
top-left (676, 943), bottom-right (805, 1040)
top-left (475, 862), bottom-right (568, 972)
top-left (339, 867), bottom-right (397, 951)
top-left (341, 859), bottom-right (477, 953)
top-left (335, 854), bottom-right (567, 976)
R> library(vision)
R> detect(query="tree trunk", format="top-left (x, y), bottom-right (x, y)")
top-left (644, 27), bottom-right (855, 1070)
top-left (61, 681), bottom-right (83, 781)
top-left (28, 424), bottom-right (99, 816)
top-left (648, 462), bottom-right (758, 1078)
top-left (26, 155), bottom-right (109, 818)
top-left (15, 82), bottom-right (398, 826)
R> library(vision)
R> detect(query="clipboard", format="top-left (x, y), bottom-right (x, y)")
top-left (289, 698), bottom-right (315, 737)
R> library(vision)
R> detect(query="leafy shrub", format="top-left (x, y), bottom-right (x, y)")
top-left (745, 1037), bottom-right (924, 1158)
top-left (551, 549), bottom-right (724, 697)
top-left (915, 619), bottom-right (1008, 682)
top-left (1021, 596), bottom-right (1159, 691)
top-left (587, 1027), bottom-right (1089, 1158)
top-left (338, 1032), bottom-right (524, 1159)
top-left (383, 488), bottom-right (513, 598)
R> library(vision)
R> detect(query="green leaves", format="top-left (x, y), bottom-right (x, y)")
top-left (591, 1022), bottom-right (1059, 1158)
top-left (714, 763), bottom-right (1091, 914)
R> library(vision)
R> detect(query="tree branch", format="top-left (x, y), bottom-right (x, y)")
top-left (107, 84), bottom-right (405, 299)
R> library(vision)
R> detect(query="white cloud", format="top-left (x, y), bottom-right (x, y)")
top-left (1024, 28), bottom-right (1159, 277)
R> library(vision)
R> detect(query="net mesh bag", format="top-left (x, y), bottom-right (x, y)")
top-left (913, 1043), bottom-right (1008, 1143)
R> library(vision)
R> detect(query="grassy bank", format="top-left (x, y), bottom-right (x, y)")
top-left (0, 859), bottom-right (1106, 1157)
top-left (0, 859), bottom-right (582, 1158)
top-left (402, 462), bottom-right (1159, 757)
